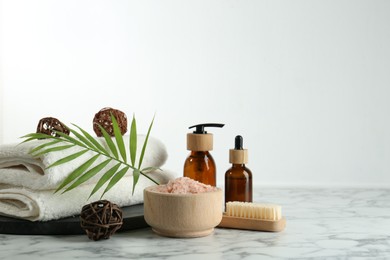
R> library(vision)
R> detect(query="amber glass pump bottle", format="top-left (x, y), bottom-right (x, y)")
top-left (225, 135), bottom-right (253, 203)
top-left (183, 123), bottom-right (224, 186)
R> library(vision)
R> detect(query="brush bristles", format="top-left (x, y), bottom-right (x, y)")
top-left (225, 201), bottom-right (282, 221)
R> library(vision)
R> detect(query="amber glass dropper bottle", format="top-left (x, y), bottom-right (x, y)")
top-left (225, 135), bottom-right (253, 203)
top-left (183, 123), bottom-right (224, 186)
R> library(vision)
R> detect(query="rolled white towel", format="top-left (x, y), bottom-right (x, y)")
top-left (0, 169), bottom-right (176, 221)
top-left (0, 135), bottom-right (167, 190)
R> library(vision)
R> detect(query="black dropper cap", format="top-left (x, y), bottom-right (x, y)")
top-left (234, 135), bottom-right (243, 150)
top-left (189, 123), bottom-right (225, 134)
top-left (229, 135), bottom-right (248, 164)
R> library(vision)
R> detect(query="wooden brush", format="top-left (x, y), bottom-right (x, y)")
top-left (217, 201), bottom-right (286, 232)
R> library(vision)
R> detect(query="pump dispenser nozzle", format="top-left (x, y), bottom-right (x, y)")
top-left (186, 123), bottom-right (224, 151)
top-left (189, 123), bottom-right (225, 134)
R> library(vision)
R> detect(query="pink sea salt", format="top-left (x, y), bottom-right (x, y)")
top-left (151, 177), bottom-right (217, 194)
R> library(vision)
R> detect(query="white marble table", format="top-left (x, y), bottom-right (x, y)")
top-left (1, 187), bottom-right (389, 259)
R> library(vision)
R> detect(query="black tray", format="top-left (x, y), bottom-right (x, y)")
top-left (0, 204), bottom-right (148, 235)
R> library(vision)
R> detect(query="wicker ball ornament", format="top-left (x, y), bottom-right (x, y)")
top-left (36, 117), bottom-right (70, 137)
top-left (93, 107), bottom-right (127, 137)
top-left (80, 200), bottom-right (123, 241)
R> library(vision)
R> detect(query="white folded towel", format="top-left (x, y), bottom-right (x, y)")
top-left (0, 135), bottom-right (168, 190)
top-left (0, 169), bottom-right (175, 221)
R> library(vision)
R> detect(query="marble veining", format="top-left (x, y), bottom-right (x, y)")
top-left (0, 187), bottom-right (389, 259)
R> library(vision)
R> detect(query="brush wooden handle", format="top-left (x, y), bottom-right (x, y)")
top-left (217, 214), bottom-right (286, 232)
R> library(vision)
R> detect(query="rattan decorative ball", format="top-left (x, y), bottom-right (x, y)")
top-left (80, 200), bottom-right (123, 241)
top-left (36, 117), bottom-right (70, 137)
top-left (93, 107), bottom-right (127, 137)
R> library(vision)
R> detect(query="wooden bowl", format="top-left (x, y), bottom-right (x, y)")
top-left (143, 186), bottom-right (223, 238)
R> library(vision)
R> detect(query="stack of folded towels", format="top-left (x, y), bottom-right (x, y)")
top-left (0, 135), bottom-right (175, 221)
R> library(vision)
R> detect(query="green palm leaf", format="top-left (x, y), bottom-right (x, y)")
top-left (64, 159), bottom-right (111, 192)
top-left (46, 149), bottom-right (88, 169)
top-left (98, 124), bottom-right (118, 159)
top-left (72, 124), bottom-right (107, 153)
top-left (21, 133), bottom-right (51, 139)
top-left (138, 115), bottom-right (154, 168)
top-left (20, 133), bottom-right (54, 143)
top-left (67, 128), bottom-right (97, 150)
top-left (132, 169), bottom-right (140, 195)
top-left (89, 163), bottom-right (121, 199)
top-left (55, 154), bottom-right (100, 193)
top-left (31, 144), bottom-right (74, 157)
top-left (130, 115), bottom-right (137, 167)
top-left (21, 133), bottom-right (43, 138)
top-left (29, 140), bottom-right (62, 154)
top-left (111, 114), bottom-right (127, 163)
top-left (55, 131), bottom-right (87, 147)
top-left (101, 166), bottom-right (129, 198)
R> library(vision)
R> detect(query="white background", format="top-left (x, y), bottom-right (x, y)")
top-left (1, 0), bottom-right (389, 187)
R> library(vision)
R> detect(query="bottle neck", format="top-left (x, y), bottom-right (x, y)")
top-left (190, 151), bottom-right (210, 155)
top-left (232, 163), bottom-right (245, 168)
